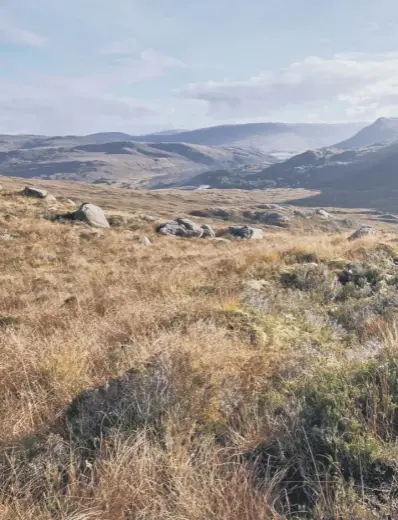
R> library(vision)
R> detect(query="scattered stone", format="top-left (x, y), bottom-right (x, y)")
top-left (22, 186), bottom-right (48, 199)
top-left (348, 226), bottom-right (376, 241)
top-left (74, 203), bottom-right (110, 228)
top-left (201, 224), bottom-right (216, 238)
top-left (228, 226), bottom-right (264, 240)
top-left (157, 219), bottom-right (204, 238)
top-left (315, 209), bottom-right (332, 219)
top-left (46, 194), bottom-right (57, 202)
top-left (0, 185), bottom-right (3, 190)
top-left (136, 236), bottom-right (151, 246)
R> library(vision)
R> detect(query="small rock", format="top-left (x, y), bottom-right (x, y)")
top-left (348, 226), bottom-right (376, 241)
top-left (22, 186), bottom-right (48, 198)
top-left (74, 203), bottom-right (110, 228)
top-left (136, 236), bottom-right (151, 246)
top-left (46, 194), bottom-right (57, 202)
top-left (228, 226), bottom-right (264, 240)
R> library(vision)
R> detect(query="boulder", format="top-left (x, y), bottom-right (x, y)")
top-left (315, 209), bottom-right (332, 219)
top-left (74, 203), bottom-right (110, 228)
top-left (348, 226), bottom-right (376, 241)
top-left (201, 224), bottom-right (216, 238)
top-left (157, 219), bottom-right (204, 238)
top-left (22, 186), bottom-right (47, 199)
top-left (228, 226), bottom-right (264, 240)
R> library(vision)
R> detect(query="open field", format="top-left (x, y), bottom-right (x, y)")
top-left (1, 181), bottom-right (398, 518)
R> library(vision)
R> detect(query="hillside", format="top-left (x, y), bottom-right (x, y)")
top-left (0, 139), bottom-right (273, 188)
top-left (2, 179), bottom-right (398, 518)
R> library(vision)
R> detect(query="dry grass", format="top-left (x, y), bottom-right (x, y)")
top-left (1, 186), bottom-right (398, 518)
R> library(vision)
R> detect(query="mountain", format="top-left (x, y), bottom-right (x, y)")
top-left (135, 122), bottom-right (365, 155)
top-left (335, 117), bottom-right (398, 149)
top-left (0, 137), bottom-right (274, 188)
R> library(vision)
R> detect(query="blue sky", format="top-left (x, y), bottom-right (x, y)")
top-left (1, 0), bottom-right (398, 134)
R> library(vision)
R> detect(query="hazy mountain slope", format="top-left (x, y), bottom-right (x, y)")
top-left (336, 117), bottom-right (398, 149)
top-left (0, 140), bottom-right (273, 188)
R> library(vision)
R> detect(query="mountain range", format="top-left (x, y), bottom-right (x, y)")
top-left (0, 122), bottom-right (364, 188)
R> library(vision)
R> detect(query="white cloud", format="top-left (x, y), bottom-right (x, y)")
top-left (177, 53), bottom-right (398, 121)
top-left (0, 12), bottom-right (45, 46)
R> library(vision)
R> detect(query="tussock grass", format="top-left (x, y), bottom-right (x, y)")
top-left (1, 189), bottom-right (398, 518)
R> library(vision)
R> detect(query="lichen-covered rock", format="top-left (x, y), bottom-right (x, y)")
top-left (74, 203), bottom-right (110, 228)
top-left (229, 226), bottom-right (264, 240)
top-left (348, 226), bottom-right (376, 241)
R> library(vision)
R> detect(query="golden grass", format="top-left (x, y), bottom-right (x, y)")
top-left (0, 187), bottom-right (397, 518)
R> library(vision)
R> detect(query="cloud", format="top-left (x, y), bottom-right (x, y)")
top-left (0, 12), bottom-right (45, 46)
top-left (177, 53), bottom-right (398, 120)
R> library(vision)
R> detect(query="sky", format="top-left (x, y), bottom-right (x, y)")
top-left (1, 0), bottom-right (398, 135)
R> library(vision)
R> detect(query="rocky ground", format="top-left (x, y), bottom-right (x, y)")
top-left (1, 181), bottom-right (398, 519)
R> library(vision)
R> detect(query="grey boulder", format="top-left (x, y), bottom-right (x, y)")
top-left (229, 226), bottom-right (264, 240)
top-left (74, 203), bottom-right (110, 228)
top-left (315, 209), bottom-right (332, 219)
top-left (157, 219), bottom-right (204, 238)
top-left (22, 186), bottom-right (48, 199)
top-left (201, 224), bottom-right (216, 238)
top-left (348, 226), bottom-right (376, 241)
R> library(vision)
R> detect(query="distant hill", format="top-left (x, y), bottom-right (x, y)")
top-left (9, 122), bottom-right (365, 156)
top-left (335, 117), bottom-right (398, 149)
top-left (0, 138), bottom-right (274, 188)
